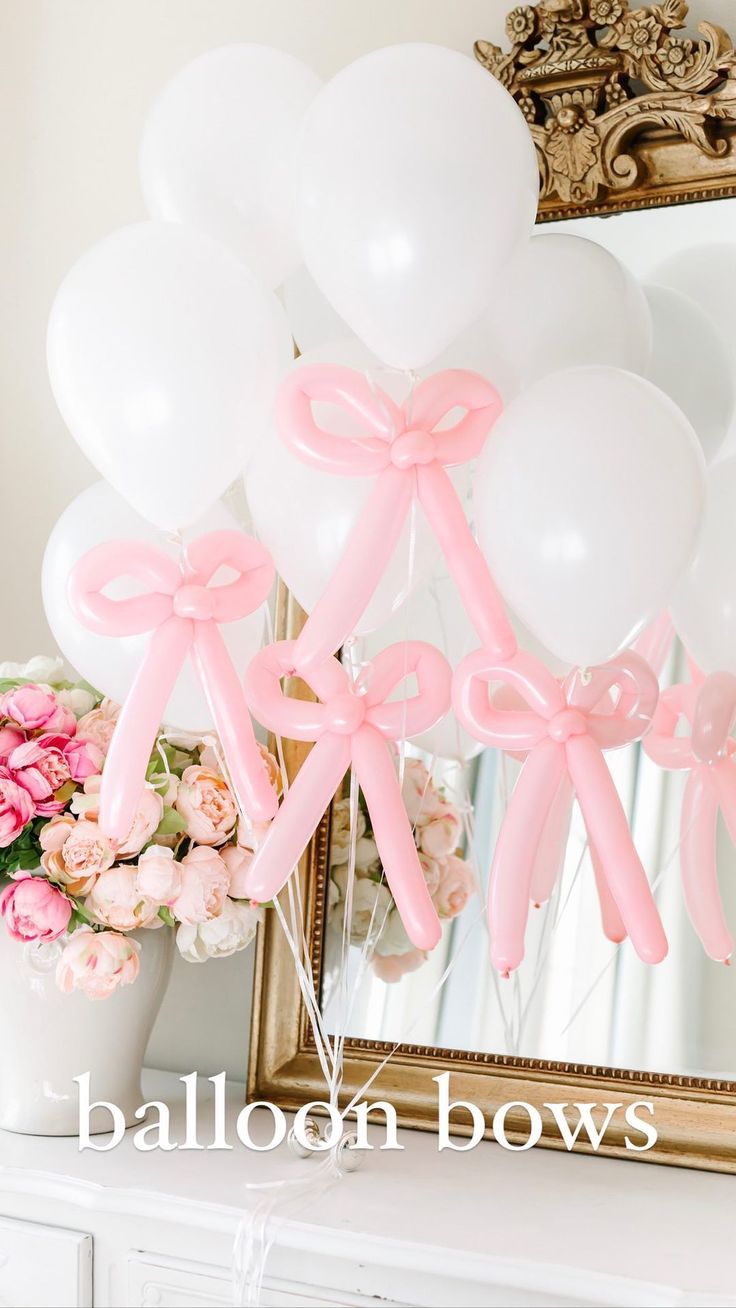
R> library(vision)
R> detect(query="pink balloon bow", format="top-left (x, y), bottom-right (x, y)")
top-left (453, 649), bottom-right (667, 976)
top-left (645, 670), bottom-right (736, 963)
top-left (242, 639), bottom-right (452, 951)
top-left (278, 364), bottom-right (515, 669)
top-left (68, 530), bottom-right (278, 845)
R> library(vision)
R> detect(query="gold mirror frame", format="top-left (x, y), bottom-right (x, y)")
top-left (248, 1), bottom-right (736, 1173)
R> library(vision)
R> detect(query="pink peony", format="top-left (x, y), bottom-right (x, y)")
top-left (61, 735), bottom-right (103, 782)
top-left (432, 854), bottom-right (476, 919)
top-left (174, 766), bottom-right (237, 846)
top-left (221, 843), bottom-right (254, 899)
top-left (75, 699), bottom-right (119, 755)
top-left (135, 846), bottom-right (182, 906)
top-left (372, 948), bottom-right (427, 984)
top-left (41, 817), bottom-right (115, 896)
top-left (56, 927), bottom-right (140, 1000)
top-left (0, 683), bottom-right (60, 731)
top-left (0, 872), bottom-right (72, 942)
top-left (85, 866), bottom-right (160, 931)
top-left (171, 846), bottom-right (229, 924)
top-left (0, 765), bottom-right (35, 846)
top-left (7, 735), bottom-right (77, 816)
top-left (0, 726), bottom-right (24, 761)
top-left (418, 804), bottom-right (463, 859)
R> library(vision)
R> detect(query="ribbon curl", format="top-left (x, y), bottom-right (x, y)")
top-left (242, 639), bottom-right (452, 951)
top-left (645, 669), bottom-right (736, 963)
top-left (68, 530), bottom-right (278, 844)
top-left (277, 364), bottom-right (515, 670)
top-left (453, 649), bottom-right (666, 975)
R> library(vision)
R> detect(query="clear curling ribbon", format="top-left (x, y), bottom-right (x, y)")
top-left (242, 638), bottom-right (452, 950)
top-left (645, 668), bottom-right (736, 963)
top-left (453, 648), bottom-right (666, 976)
top-left (68, 530), bottom-right (278, 843)
top-left (276, 364), bottom-right (516, 670)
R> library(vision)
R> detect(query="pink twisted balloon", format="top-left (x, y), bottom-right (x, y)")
top-left (68, 530), bottom-right (278, 843)
top-left (242, 639), bottom-right (452, 950)
top-left (453, 649), bottom-right (666, 975)
top-left (277, 364), bottom-right (515, 669)
top-left (645, 669), bottom-right (736, 963)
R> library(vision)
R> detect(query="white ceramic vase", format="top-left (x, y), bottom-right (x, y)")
top-left (0, 924), bottom-right (174, 1136)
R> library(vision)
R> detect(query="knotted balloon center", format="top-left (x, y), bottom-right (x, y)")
top-left (172, 583), bottom-right (218, 621)
top-left (324, 691), bottom-right (366, 735)
top-left (389, 428), bottom-right (436, 470)
top-left (548, 707), bottom-right (587, 743)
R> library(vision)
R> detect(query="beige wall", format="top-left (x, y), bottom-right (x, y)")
top-left (1, 0), bottom-right (731, 1077)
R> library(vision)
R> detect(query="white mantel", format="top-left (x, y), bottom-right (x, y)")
top-left (0, 1071), bottom-right (734, 1307)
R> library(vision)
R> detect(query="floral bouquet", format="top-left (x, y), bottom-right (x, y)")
top-left (328, 758), bottom-right (476, 982)
top-left (0, 656), bottom-right (279, 999)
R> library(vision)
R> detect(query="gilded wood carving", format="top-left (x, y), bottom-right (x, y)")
top-left (475, 0), bottom-right (736, 216)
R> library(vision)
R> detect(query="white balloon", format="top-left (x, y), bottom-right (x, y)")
top-left (671, 459), bottom-right (736, 674)
top-left (47, 221), bottom-right (292, 531)
top-left (362, 572), bottom-right (483, 762)
top-left (464, 232), bottom-right (651, 393)
top-left (42, 482), bottom-right (268, 732)
top-left (282, 265), bottom-right (350, 355)
top-left (296, 44), bottom-right (538, 370)
top-left (140, 45), bottom-right (321, 288)
top-left (475, 366), bottom-right (706, 668)
top-left (644, 283), bottom-right (734, 463)
top-left (244, 343), bottom-right (443, 633)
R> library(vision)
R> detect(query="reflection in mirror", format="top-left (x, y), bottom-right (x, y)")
top-left (321, 197), bottom-right (736, 1083)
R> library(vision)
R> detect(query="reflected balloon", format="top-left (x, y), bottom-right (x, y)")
top-left (140, 46), bottom-right (321, 287)
top-left (362, 572), bottom-right (483, 761)
top-left (470, 232), bottom-right (651, 392)
top-left (296, 44), bottom-right (538, 369)
top-left (652, 242), bottom-right (736, 373)
top-left (475, 366), bottom-right (706, 668)
top-left (42, 482), bottom-right (268, 732)
top-left (645, 284), bottom-right (733, 464)
top-left (47, 221), bottom-right (292, 531)
top-left (671, 459), bottom-right (736, 675)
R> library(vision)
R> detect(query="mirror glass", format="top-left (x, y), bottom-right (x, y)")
top-left (321, 197), bottom-right (736, 1083)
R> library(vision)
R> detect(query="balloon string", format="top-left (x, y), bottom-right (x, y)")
top-left (559, 804), bottom-right (693, 1038)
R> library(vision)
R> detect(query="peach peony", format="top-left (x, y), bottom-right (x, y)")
top-left (171, 846), bottom-right (230, 924)
top-left (85, 866), bottom-right (160, 931)
top-left (174, 766), bottom-right (237, 846)
top-left (56, 928), bottom-right (140, 1000)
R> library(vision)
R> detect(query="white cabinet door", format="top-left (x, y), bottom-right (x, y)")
top-left (0, 1217), bottom-right (91, 1308)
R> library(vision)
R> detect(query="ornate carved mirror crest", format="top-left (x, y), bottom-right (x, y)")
top-left (475, 0), bottom-right (736, 217)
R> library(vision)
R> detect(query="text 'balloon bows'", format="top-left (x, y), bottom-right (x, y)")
top-left (278, 364), bottom-right (515, 669)
top-left (68, 530), bottom-right (278, 844)
top-left (242, 639), bottom-right (452, 950)
top-left (645, 670), bottom-right (736, 964)
top-left (453, 648), bottom-right (667, 975)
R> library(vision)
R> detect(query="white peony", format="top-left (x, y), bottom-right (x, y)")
top-left (176, 899), bottom-right (263, 963)
top-left (0, 654), bottom-right (65, 685)
top-left (332, 878), bottom-right (392, 947)
top-left (56, 686), bottom-right (98, 717)
top-left (373, 908), bottom-right (415, 958)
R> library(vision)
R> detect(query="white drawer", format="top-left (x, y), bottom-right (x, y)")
top-left (127, 1252), bottom-right (401, 1307)
top-left (0, 1216), bottom-right (91, 1308)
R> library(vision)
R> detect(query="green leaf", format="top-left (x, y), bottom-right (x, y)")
top-left (54, 779), bottom-right (77, 805)
top-left (155, 806), bottom-right (187, 837)
top-left (158, 906), bottom-right (175, 928)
